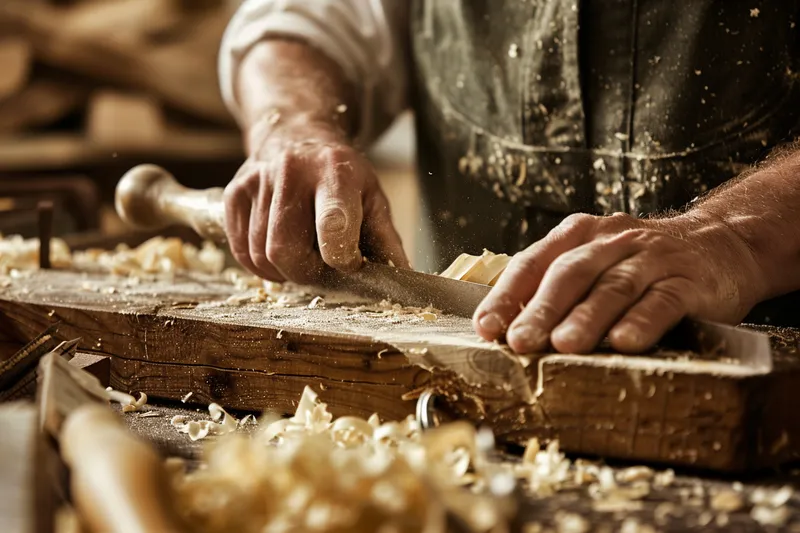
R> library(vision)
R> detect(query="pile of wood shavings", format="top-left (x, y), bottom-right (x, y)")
top-left (0, 234), bottom-right (72, 274)
top-left (347, 299), bottom-right (440, 322)
top-left (72, 236), bottom-right (225, 276)
top-left (0, 234), bottom-right (226, 278)
top-left (165, 386), bottom-right (514, 533)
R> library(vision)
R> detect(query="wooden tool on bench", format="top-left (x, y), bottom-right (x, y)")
top-left (37, 350), bottom-right (187, 533)
top-left (115, 164), bottom-right (773, 373)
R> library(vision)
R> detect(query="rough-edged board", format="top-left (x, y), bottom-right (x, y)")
top-left (0, 269), bottom-right (799, 472)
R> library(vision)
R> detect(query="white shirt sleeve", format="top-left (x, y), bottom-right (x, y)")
top-left (219, 0), bottom-right (410, 146)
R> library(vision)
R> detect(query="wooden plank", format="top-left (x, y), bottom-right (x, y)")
top-left (86, 91), bottom-right (165, 149)
top-left (0, 0), bottom-right (234, 124)
top-left (0, 269), bottom-right (798, 472)
top-left (0, 403), bottom-right (55, 533)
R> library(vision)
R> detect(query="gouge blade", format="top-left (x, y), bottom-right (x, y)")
top-left (320, 263), bottom-right (773, 372)
top-left (320, 262), bottom-right (491, 318)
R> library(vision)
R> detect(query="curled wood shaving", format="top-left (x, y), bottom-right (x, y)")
top-left (106, 388), bottom-right (147, 412)
top-left (168, 386), bottom-right (513, 533)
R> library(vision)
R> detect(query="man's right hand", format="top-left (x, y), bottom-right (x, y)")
top-left (223, 122), bottom-right (408, 284)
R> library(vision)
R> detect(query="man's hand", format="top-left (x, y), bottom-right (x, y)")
top-left (224, 40), bottom-right (408, 283)
top-left (473, 212), bottom-right (767, 354)
top-left (223, 123), bottom-right (408, 283)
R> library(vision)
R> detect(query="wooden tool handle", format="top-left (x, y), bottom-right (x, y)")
top-left (60, 405), bottom-right (188, 533)
top-left (115, 164), bottom-right (227, 243)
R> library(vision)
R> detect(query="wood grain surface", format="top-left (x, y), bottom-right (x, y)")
top-left (1, 269), bottom-right (799, 472)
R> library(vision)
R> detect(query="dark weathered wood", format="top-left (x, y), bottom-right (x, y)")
top-left (69, 353), bottom-right (110, 387)
top-left (0, 269), bottom-right (799, 472)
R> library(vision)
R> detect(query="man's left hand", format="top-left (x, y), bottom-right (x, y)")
top-left (473, 212), bottom-right (767, 354)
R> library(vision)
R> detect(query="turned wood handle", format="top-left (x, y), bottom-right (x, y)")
top-left (61, 405), bottom-right (188, 533)
top-left (115, 164), bottom-right (227, 243)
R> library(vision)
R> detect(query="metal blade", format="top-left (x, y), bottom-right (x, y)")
top-left (660, 318), bottom-right (773, 373)
top-left (320, 262), bottom-right (491, 318)
top-left (320, 263), bottom-right (773, 372)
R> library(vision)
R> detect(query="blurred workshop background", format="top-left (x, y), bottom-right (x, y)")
top-left (0, 0), bottom-right (421, 263)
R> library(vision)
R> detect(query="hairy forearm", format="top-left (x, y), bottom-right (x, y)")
top-left (686, 147), bottom-right (800, 300)
top-left (236, 39), bottom-right (358, 152)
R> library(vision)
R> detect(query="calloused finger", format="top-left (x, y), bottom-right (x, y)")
top-left (608, 277), bottom-right (698, 353)
top-left (506, 232), bottom-right (642, 354)
top-left (473, 213), bottom-right (597, 342)
top-left (315, 159), bottom-right (363, 272)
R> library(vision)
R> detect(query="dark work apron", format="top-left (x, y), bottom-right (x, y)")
top-left (409, 0), bottom-right (800, 326)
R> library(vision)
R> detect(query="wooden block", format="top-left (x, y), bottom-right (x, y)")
top-left (69, 353), bottom-right (110, 387)
top-left (0, 269), bottom-right (798, 472)
top-left (86, 91), bottom-right (165, 149)
top-left (0, 38), bottom-right (32, 100)
top-left (0, 403), bottom-right (55, 533)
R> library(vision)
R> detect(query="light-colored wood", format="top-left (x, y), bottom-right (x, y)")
top-left (0, 38), bottom-right (33, 100)
top-left (61, 405), bottom-right (187, 533)
top-left (115, 165), bottom-right (227, 241)
top-left (0, 403), bottom-right (55, 533)
top-left (86, 91), bottom-right (165, 149)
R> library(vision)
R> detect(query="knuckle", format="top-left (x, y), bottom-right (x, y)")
top-left (648, 279), bottom-right (690, 313)
top-left (561, 213), bottom-right (596, 231)
top-left (528, 299), bottom-right (561, 324)
top-left (597, 268), bottom-right (642, 300)
top-left (508, 251), bottom-right (544, 277)
top-left (550, 250), bottom-right (594, 278)
top-left (265, 239), bottom-right (296, 268)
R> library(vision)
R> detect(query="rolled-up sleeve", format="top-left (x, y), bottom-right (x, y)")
top-left (219, 0), bottom-right (410, 146)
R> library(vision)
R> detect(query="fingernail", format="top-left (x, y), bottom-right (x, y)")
top-left (552, 324), bottom-right (581, 347)
top-left (507, 325), bottom-right (550, 352)
top-left (478, 313), bottom-right (506, 336)
top-left (612, 324), bottom-right (645, 351)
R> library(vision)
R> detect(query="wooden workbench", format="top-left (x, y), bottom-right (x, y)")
top-left (1, 268), bottom-right (800, 473)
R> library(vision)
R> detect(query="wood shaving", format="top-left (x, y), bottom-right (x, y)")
top-left (308, 296), bottom-right (325, 309)
top-left (710, 489), bottom-right (744, 512)
top-left (167, 386), bottom-right (513, 533)
top-left (138, 411), bottom-right (161, 418)
top-left (751, 485), bottom-right (793, 507)
top-left (752, 505), bottom-right (791, 527)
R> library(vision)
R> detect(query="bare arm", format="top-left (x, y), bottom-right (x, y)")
top-left (236, 39), bottom-right (358, 152)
